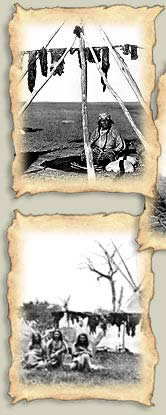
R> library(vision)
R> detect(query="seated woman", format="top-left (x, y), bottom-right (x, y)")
top-left (70, 333), bottom-right (102, 372)
top-left (46, 329), bottom-right (67, 369)
top-left (23, 331), bottom-right (46, 369)
top-left (81, 112), bottom-right (126, 170)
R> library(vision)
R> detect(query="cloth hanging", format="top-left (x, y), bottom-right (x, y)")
top-left (130, 45), bottom-right (138, 60)
top-left (50, 48), bottom-right (66, 76)
top-left (28, 51), bottom-right (37, 93)
top-left (39, 47), bottom-right (48, 77)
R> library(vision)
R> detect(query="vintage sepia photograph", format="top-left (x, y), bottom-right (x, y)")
top-left (138, 71), bottom-right (166, 250)
top-left (8, 213), bottom-right (157, 404)
top-left (151, 72), bottom-right (166, 234)
top-left (9, 5), bottom-right (160, 196)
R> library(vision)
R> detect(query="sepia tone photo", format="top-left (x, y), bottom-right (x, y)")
top-left (8, 213), bottom-right (157, 405)
top-left (9, 5), bottom-right (161, 196)
top-left (138, 71), bottom-right (166, 250)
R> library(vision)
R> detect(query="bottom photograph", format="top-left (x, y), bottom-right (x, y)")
top-left (8, 212), bottom-right (157, 405)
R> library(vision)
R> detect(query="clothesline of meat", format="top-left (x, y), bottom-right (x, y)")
top-left (51, 309), bottom-right (142, 337)
top-left (18, 45), bottom-right (141, 93)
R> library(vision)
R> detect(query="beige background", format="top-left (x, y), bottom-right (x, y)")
top-left (0, 0), bottom-right (166, 412)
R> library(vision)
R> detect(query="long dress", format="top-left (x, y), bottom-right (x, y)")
top-left (24, 344), bottom-right (46, 369)
top-left (47, 339), bottom-right (67, 367)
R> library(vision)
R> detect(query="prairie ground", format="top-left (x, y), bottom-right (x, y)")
top-left (19, 102), bottom-right (144, 178)
top-left (21, 351), bottom-right (141, 386)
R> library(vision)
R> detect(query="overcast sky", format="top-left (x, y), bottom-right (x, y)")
top-left (20, 22), bottom-right (144, 103)
top-left (22, 230), bottom-right (139, 312)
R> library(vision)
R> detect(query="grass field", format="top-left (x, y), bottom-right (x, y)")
top-left (21, 351), bottom-right (141, 386)
top-left (20, 102), bottom-right (144, 177)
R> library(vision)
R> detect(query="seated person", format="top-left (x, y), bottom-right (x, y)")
top-left (23, 331), bottom-right (46, 369)
top-left (81, 112), bottom-right (126, 170)
top-left (46, 329), bottom-right (67, 369)
top-left (70, 333), bottom-right (102, 372)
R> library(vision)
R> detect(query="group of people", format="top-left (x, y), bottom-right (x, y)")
top-left (23, 327), bottom-right (102, 372)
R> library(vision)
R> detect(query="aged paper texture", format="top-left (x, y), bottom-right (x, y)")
top-left (8, 212), bottom-right (157, 405)
top-left (9, 5), bottom-right (162, 196)
top-left (138, 72), bottom-right (166, 251)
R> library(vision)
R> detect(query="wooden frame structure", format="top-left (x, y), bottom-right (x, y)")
top-left (18, 24), bottom-right (147, 182)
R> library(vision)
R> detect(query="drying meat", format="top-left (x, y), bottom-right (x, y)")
top-left (50, 48), bottom-right (66, 76)
top-left (39, 47), bottom-right (48, 77)
top-left (101, 47), bottom-right (110, 92)
top-left (28, 51), bottom-right (37, 93)
top-left (122, 44), bottom-right (130, 55)
top-left (130, 45), bottom-right (138, 60)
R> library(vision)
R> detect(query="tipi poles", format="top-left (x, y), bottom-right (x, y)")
top-left (112, 241), bottom-right (137, 290)
top-left (99, 26), bottom-right (147, 112)
top-left (82, 33), bottom-right (148, 150)
top-left (18, 22), bottom-right (65, 84)
top-left (18, 37), bottom-right (76, 117)
top-left (79, 32), bottom-right (96, 181)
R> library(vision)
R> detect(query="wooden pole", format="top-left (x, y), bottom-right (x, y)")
top-left (82, 33), bottom-right (148, 150)
top-left (117, 287), bottom-right (124, 312)
top-left (112, 241), bottom-right (137, 290)
top-left (99, 26), bottom-right (147, 112)
top-left (122, 322), bottom-right (126, 349)
top-left (18, 22), bottom-right (65, 84)
top-left (112, 257), bottom-right (135, 289)
top-left (79, 34), bottom-right (96, 180)
top-left (18, 37), bottom-right (76, 117)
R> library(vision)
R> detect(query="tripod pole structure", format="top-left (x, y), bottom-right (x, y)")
top-left (76, 26), bottom-right (96, 181)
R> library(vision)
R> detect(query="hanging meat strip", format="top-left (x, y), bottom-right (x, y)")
top-left (28, 51), bottom-right (37, 93)
top-left (122, 44), bottom-right (130, 55)
top-left (50, 48), bottom-right (66, 76)
top-left (70, 47), bottom-right (101, 69)
top-left (126, 313), bottom-right (141, 337)
top-left (87, 314), bottom-right (100, 334)
top-left (70, 47), bottom-right (109, 92)
top-left (101, 47), bottom-right (110, 92)
top-left (39, 47), bottom-right (48, 77)
top-left (100, 318), bottom-right (107, 335)
top-left (130, 45), bottom-right (138, 60)
top-left (85, 47), bottom-right (101, 63)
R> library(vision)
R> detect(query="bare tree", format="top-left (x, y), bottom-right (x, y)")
top-left (86, 242), bottom-right (120, 312)
top-left (85, 241), bottom-right (138, 313)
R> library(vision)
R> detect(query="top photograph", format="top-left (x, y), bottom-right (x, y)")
top-left (9, 5), bottom-right (162, 196)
